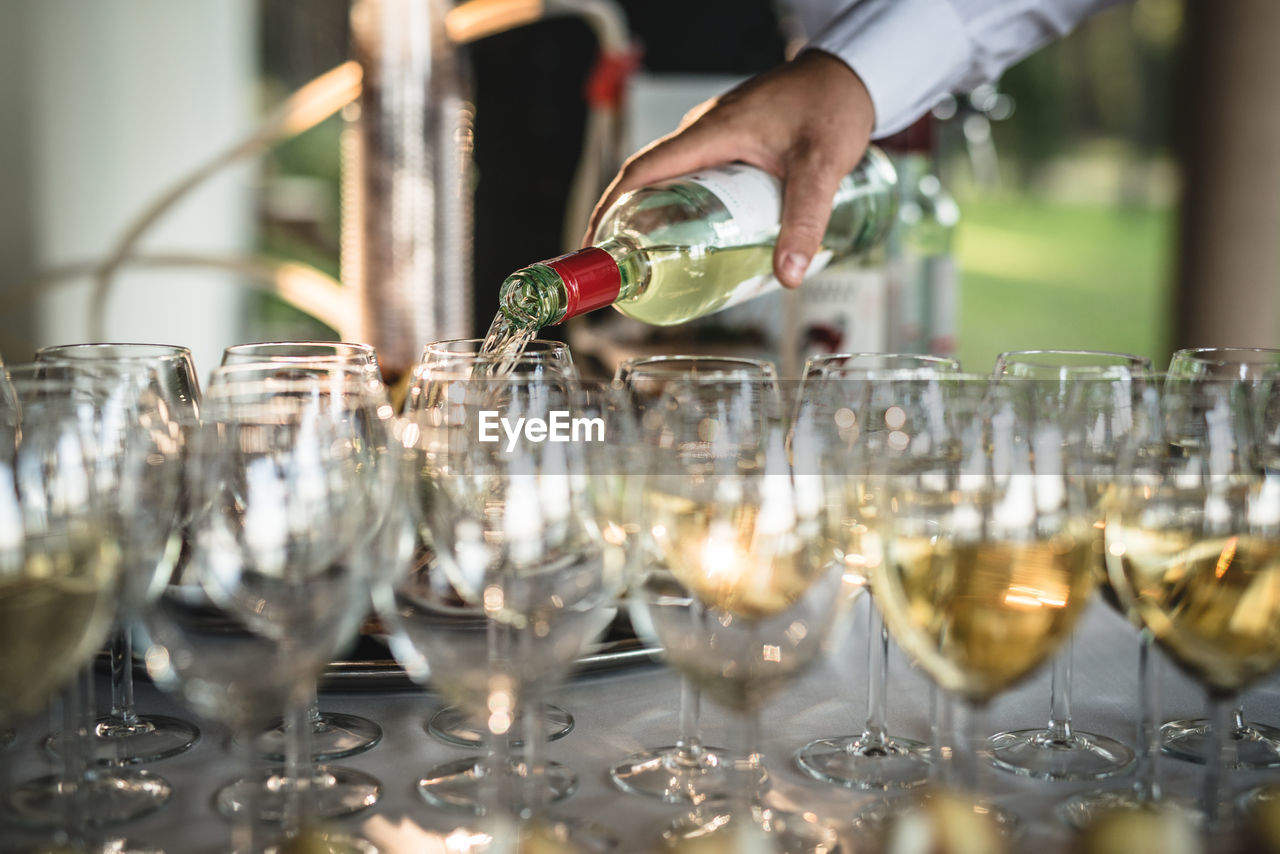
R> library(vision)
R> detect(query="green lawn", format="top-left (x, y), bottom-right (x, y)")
top-left (953, 194), bottom-right (1175, 373)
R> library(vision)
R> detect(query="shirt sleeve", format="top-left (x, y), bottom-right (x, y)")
top-left (806, 0), bottom-right (1127, 137)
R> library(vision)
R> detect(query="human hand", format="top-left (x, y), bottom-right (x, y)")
top-left (585, 50), bottom-right (876, 289)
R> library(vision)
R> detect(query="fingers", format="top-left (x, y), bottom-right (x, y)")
top-left (774, 149), bottom-right (845, 288)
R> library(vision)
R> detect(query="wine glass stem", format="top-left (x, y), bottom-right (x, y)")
top-left (521, 681), bottom-right (547, 820)
top-left (1045, 638), bottom-right (1074, 742)
top-left (863, 601), bottom-right (890, 745)
top-left (739, 705), bottom-right (765, 814)
top-left (1202, 692), bottom-right (1237, 831)
top-left (283, 695), bottom-right (313, 837)
top-left (930, 683), bottom-right (952, 785)
top-left (59, 667), bottom-right (92, 848)
top-left (232, 722), bottom-right (265, 854)
top-left (948, 697), bottom-right (985, 795)
top-left (674, 675), bottom-right (705, 759)
top-left (1232, 702), bottom-right (1249, 737)
top-left (108, 626), bottom-right (139, 726)
top-left (1134, 630), bottom-right (1161, 803)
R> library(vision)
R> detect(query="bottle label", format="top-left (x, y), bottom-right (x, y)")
top-left (543, 247), bottom-right (622, 322)
top-left (683, 163), bottom-right (782, 239)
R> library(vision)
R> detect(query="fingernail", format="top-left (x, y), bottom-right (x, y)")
top-left (780, 252), bottom-right (809, 287)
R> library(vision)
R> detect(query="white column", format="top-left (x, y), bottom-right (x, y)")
top-left (5, 0), bottom-right (257, 379)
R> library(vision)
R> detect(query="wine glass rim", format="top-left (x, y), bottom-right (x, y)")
top-left (36, 342), bottom-right (194, 361)
top-left (1171, 346), bottom-right (1280, 365)
top-left (420, 338), bottom-right (571, 362)
top-left (805, 351), bottom-right (960, 369)
top-left (996, 348), bottom-right (1150, 363)
top-left (222, 340), bottom-right (377, 361)
top-left (616, 354), bottom-right (778, 380)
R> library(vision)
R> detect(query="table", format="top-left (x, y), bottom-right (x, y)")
top-left (3, 596), bottom-right (1278, 853)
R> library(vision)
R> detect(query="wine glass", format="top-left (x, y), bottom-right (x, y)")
top-left (145, 367), bottom-right (385, 852)
top-left (220, 342), bottom-right (386, 765)
top-left (380, 370), bottom-right (617, 843)
top-left (0, 365), bottom-right (121, 726)
top-left (1157, 346), bottom-right (1280, 770)
top-left (870, 372), bottom-right (1096, 835)
top-left (1102, 372), bottom-right (1280, 831)
top-left (404, 342), bottom-right (581, 752)
top-left (793, 353), bottom-right (959, 793)
top-left (204, 361), bottom-right (392, 826)
top-left (4, 360), bottom-right (186, 837)
top-left (608, 355), bottom-right (778, 805)
top-left (1, 362), bottom-right (179, 852)
top-left (34, 343), bottom-right (202, 767)
top-left (629, 368), bottom-right (855, 851)
top-left (985, 350), bottom-right (1149, 782)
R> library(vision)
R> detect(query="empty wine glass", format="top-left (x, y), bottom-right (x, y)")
top-left (1103, 373), bottom-right (1280, 831)
top-left (205, 361), bottom-right (392, 826)
top-left (144, 367), bottom-right (386, 853)
top-left (1156, 346), bottom-right (1280, 770)
top-left (220, 342), bottom-right (385, 765)
top-left (608, 355), bottom-right (777, 805)
top-left (870, 373), bottom-right (1096, 837)
top-left (794, 353), bottom-right (959, 793)
top-left (986, 350), bottom-right (1149, 782)
top-left (4, 360), bottom-right (186, 836)
top-left (404, 342), bottom-right (581, 752)
top-left (630, 368), bottom-right (855, 851)
top-left (35, 343), bottom-right (202, 767)
top-left (380, 370), bottom-right (616, 844)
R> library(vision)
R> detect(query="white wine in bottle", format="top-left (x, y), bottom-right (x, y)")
top-left (488, 149), bottom-right (898, 342)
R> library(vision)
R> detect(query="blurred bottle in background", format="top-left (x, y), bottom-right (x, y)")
top-left (883, 117), bottom-right (961, 357)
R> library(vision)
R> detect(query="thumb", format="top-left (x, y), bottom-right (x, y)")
top-left (774, 154), bottom-right (843, 289)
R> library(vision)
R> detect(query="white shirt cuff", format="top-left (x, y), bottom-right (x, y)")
top-left (807, 0), bottom-right (973, 137)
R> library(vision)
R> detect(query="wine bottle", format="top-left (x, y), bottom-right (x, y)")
top-left (494, 148), bottom-right (898, 332)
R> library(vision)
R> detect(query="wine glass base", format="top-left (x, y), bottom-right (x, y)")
top-left (255, 829), bottom-right (380, 854)
top-left (215, 765), bottom-right (382, 823)
top-left (851, 792), bottom-right (1022, 845)
top-left (416, 756), bottom-right (577, 814)
top-left (251, 712), bottom-right (383, 762)
top-left (1161, 718), bottom-right (1280, 769)
top-left (661, 801), bottom-right (841, 854)
top-left (43, 715), bottom-right (200, 765)
top-left (609, 743), bottom-right (767, 803)
top-left (426, 703), bottom-right (574, 749)
top-left (987, 727), bottom-right (1134, 781)
top-left (1056, 789), bottom-right (1203, 832)
top-left (30, 836), bottom-right (166, 854)
top-left (42, 717), bottom-right (200, 763)
top-left (795, 735), bottom-right (931, 791)
top-left (4, 768), bottom-right (171, 827)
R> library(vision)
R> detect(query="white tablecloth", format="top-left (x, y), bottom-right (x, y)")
top-left (3, 596), bottom-right (1278, 853)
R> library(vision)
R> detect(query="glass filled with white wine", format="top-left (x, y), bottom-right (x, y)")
top-left (871, 373), bottom-right (1096, 834)
top-left (1156, 346), bottom-right (1280, 771)
top-left (629, 367), bottom-right (857, 853)
top-left (986, 350), bottom-right (1149, 783)
top-left (1104, 373), bottom-right (1280, 831)
top-left (608, 355), bottom-right (778, 806)
top-left (794, 353), bottom-right (960, 794)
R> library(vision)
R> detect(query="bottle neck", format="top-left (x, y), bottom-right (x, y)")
top-left (500, 241), bottom-right (645, 328)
